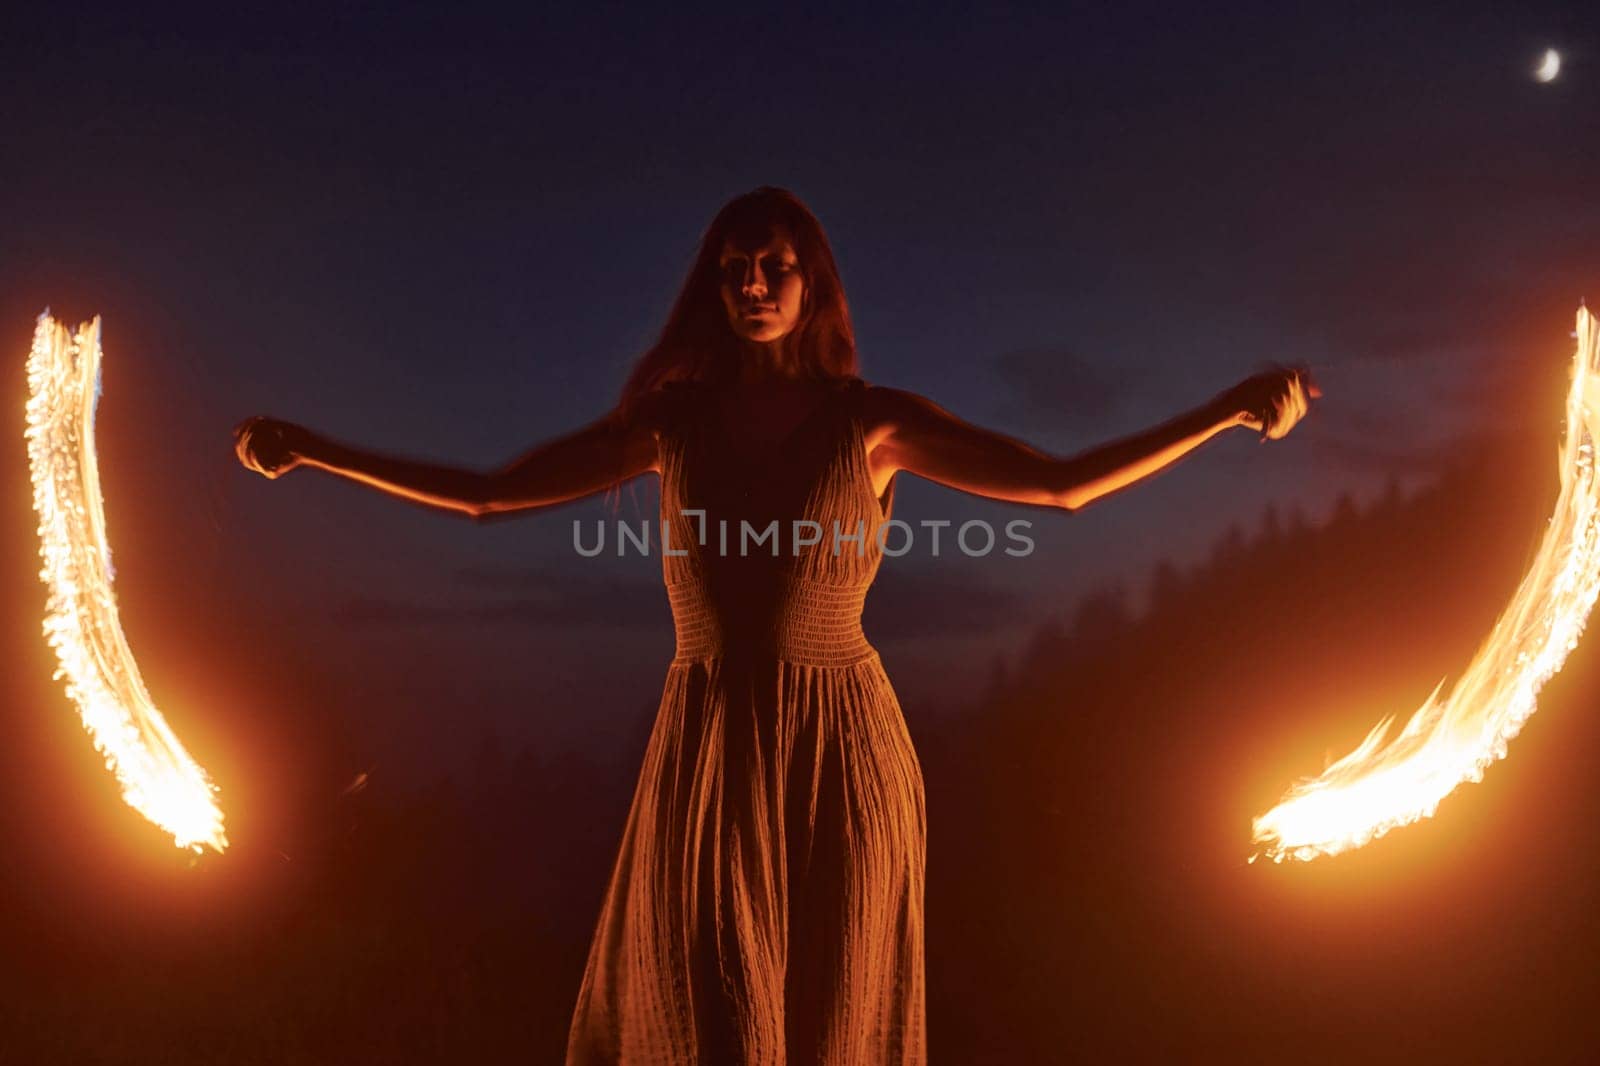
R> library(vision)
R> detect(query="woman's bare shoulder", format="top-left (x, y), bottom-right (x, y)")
top-left (855, 381), bottom-right (941, 434)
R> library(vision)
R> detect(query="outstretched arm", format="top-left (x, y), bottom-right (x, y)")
top-left (232, 404), bottom-right (659, 522)
top-left (863, 367), bottom-right (1316, 512)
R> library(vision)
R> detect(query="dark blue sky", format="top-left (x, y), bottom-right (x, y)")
top-left (5, 2), bottom-right (1598, 772)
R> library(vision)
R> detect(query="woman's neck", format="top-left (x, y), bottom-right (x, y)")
top-left (733, 338), bottom-right (807, 385)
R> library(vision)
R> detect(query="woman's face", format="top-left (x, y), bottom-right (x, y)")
top-left (718, 228), bottom-right (805, 346)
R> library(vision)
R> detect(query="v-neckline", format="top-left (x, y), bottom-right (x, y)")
top-left (703, 381), bottom-right (842, 491)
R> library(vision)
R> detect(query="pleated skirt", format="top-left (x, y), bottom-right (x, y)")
top-left (566, 651), bottom-right (928, 1065)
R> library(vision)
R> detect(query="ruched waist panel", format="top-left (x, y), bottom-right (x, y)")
top-left (667, 575), bottom-right (876, 667)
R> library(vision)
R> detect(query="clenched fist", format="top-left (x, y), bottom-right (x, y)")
top-left (1220, 365), bottom-right (1320, 441)
top-left (232, 416), bottom-right (312, 479)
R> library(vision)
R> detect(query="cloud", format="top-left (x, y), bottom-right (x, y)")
top-left (1258, 228), bottom-right (1600, 370)
top-left (330, 565), bottom-right (668, 629)
top-left (987, 346), bottom-right (1128, 430)
top-left (1267, 269), bottom-right (1508, 368)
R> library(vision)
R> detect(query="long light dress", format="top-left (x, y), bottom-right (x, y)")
top-left (566, 376), bottom-right (928, 1065)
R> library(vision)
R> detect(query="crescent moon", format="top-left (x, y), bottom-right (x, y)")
top-left (1253, 306), bottom-right (1600, 862)
top-left (1536, 48), bottom-right (1561, 83)
top-left (25, 313), bottom-right (228, 852)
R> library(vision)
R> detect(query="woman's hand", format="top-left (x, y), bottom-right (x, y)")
top-left (1220, 365), bottom-right (1321, 441)
top-left (232, 416), bottom-right (313, 479)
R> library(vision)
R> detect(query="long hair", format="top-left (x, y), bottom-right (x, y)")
top-left (617, 187), bottom-right (861, 416)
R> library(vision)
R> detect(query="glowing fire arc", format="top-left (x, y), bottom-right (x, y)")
top-left (1252, 306), bottom-right (1600, 862)
top-left (25, 312), bottom-right (228, 853)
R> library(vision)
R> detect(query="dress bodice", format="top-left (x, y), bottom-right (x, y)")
top-left (652, 378), bottom-right (897, 667)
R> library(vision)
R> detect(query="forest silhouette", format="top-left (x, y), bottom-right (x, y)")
top-left (6, 421), bottom-right (1600, 1063)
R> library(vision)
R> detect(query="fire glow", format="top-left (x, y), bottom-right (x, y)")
top-left (1253, 306), bottom-right (1600, 863)
top-left (25, 313), bottom-right (227, 853)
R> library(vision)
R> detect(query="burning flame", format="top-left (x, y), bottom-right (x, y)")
top-left (25, 312), bottom-right (228, 852)
top-left (1252, 306), bottom-right (1600, 862)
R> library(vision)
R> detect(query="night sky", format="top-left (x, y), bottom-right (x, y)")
top-left (3, 4), bottom-right (1595, 760)
top-left (5, 2), bottom-right (1600, 1061)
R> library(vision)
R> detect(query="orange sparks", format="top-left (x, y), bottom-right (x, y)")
top-left (25, 312), bottom-right (227, 852)
top-left (1253, 305), bottom-right (1600, 862)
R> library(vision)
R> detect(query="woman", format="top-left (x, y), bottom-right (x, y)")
top-left (234, 186), bottom-right (1316, 1064)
